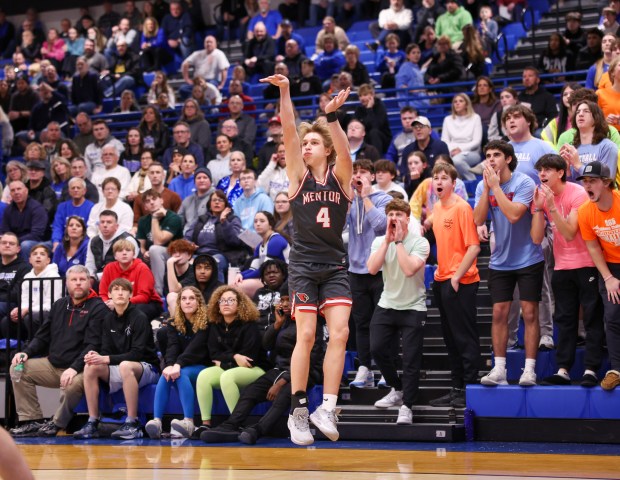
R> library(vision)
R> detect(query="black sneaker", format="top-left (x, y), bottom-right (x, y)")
top-left (429, 390), bottom-right (455, 407)
top-left (581, 372), bottom-right (598, 387)
top-left (74, 420), bottom-right (100, 439)
top-left (37, 420), bottom-right (60, 437)
top-left (450, 389), bottom-right (466, 408)
top-left (541, 374), bottom-right (571, 386)
top-left (201, 424), bottom-right (239, 443)
top-left (365, 41), bottom-right (379, 52)
top-left (191, 425), bottom-right (210, 440)
top-left (238, 426), bottom-right (259, 445)
top-left (10, 421), bottom-right (44, 437)
top-left (111, 420), bottom-right (143, 440)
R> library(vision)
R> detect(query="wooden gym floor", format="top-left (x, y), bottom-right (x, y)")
top-left (12, 438), bottom-right (620, 480)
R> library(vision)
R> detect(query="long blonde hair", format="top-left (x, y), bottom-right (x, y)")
top-left (173, 286), bottom-right (209, 334)
top-left (451, 93), bottom-right (475, 118)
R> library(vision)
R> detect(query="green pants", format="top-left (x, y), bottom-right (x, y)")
top-left (196, 366), bottom-right (265, 421)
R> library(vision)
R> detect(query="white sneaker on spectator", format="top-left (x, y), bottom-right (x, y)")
top-left (288, 407), bottom-right (314, 445)
top-left (377, 376), bottom-right (388, 388)
top-left (519, 369), bottom-right (537, 386)
top-left (170, 419), bottom-right (195, 438)
top-left (374, 388), bottom-right (404, 408)
top-left (309, 406), bottom-right (340, 441)
top-left (480, 366), bottom-right (508, 386)
top-left (539, 334), bottom-right (554, 350)
top-left (396, 405), bottom-right (413, 425)
top-left (349, 366), bottom-right (374, 388)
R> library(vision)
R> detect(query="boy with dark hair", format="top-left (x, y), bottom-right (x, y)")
top-left (474, 140), bottom-right (544, 387)
top-left (373, 159), bottom-right (408, 200)
top-left (74, 277), bottom-right (160, 440)
top-left (532, 154), bottom-right (605, 387)
top-left (429, 163), bottom-right (480, 407)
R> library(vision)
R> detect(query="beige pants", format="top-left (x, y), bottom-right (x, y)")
top-left (11, 357), bottom-right (84, 428)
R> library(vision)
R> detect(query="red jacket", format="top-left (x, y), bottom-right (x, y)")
top-left (99, 258), bottom-right (163, 305)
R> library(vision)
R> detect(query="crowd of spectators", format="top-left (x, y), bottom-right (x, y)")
top-left (0, 0), bottom-right (620, 442)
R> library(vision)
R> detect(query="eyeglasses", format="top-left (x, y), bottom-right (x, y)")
top-left (173, 130), bottom-right (189, 134)
top-left (219, 298), bottom-right (237, 305)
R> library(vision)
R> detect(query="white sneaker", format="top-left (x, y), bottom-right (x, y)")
top-left (288, 407), bottom-right (314, 445)
top-left (396, 405), bottom-right (413, 425)
top-left (310, 406), bottom-right (340, 441)
top-left (349, 366), bottom-right (374, 388)
top-left (539, 334), bottom-right (555, 350)
top-left (170, 419), bottom-right (195, 438)
top-left (480, 366), bottom-right (508, 386)
top-left (519, 369), bottom-right (537, 386)
top-left (374, 388), bottom-right (404, 408)
top-left (377, 375), bottom-right (388, 388)
top-left (145, 418), bottom-right (162, 439)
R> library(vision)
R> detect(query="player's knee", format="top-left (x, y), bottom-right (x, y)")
top-left (297, 327), bottom-right (316, 347)
top-left (119, 361), bottom-right (136, 378)
top-left (328, 325), bottom-right (349, 346)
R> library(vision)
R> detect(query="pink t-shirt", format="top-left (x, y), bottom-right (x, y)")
top-left (543, 182), bottom-right (594, 270)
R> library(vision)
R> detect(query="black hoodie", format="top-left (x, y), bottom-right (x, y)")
top-left (101, 303), bottom-right (159, 368)
top-left (24, 290), bottom-right (107, 372)
top-left (0, 256), bottom-right (30, 305)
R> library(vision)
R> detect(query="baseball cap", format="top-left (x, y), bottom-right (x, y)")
top-left (412, 116), bottom-right (432, 128)
top-left (576, 161), bottom-right (611, 181)
top-left (280, 19), bottom-right (292, 27)
top-left (27, 160), bottom-right (47, 170)
top-left (194, 167), bottom-right (212, 182)
top-left (172, 146), bottom-right (188, 156)
top-left (268, 115), bottom-right (281, 124)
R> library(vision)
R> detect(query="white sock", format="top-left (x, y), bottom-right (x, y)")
top-left (88, 416), bottom-right (98, 423)
top-left (494, 357), bottom-right (506, 369)
top-left (524, 359), bottom-right (536, 372)
top-left (321, 394), bottom-right (338, 411)
top-left (584, 369), bottom-right (596, 377)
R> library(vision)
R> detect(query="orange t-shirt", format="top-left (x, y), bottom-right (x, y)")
top-left (597, 87), bottom-right (620, 130)
top-left (578, 190), bottom-right (620, 264)
top-left (432, 195), bottom-right (480, 284)
top-left (598, 72), bottom-right (611, 91)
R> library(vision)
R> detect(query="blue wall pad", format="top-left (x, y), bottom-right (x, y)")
top-left (466, 385), bottom-right (527, 417)
top-left (468, 385), bottom-right (620, 419)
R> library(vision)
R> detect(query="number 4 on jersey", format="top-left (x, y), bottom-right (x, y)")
top-left (316, 207), bottom-right (331, 228)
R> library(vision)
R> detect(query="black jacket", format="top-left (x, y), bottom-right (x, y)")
top-left (0, 256), bottom-right (30, 305)
top-left (23, 290), bottom-right (107, 371)
top-left (101, 303), bottom-right (159, 368)
top-left (208, 320), bottom-right (262, 370)
top-left (518, 86), bottom-right (558, 129)
top-left (27, 177), bottom-right (58, 236)
top-left (165, 321), bottom-right (210, 367)
top-left (262, 318), bottom-right (323, 386)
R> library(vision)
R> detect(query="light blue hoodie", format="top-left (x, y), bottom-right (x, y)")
top-left (233, 187), bottom-right (275, 232)
top-left (347, 190), bottom-right (392, 274)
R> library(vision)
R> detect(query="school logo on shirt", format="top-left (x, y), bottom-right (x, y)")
top-left (489, 192), bottom-right (515, 208)
top-left (443, 218), bottom-right (453, 230)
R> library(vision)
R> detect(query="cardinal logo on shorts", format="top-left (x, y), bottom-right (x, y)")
top-left (296, 292), bottom-right (309, 303)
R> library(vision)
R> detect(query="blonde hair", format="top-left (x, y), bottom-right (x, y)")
top-left (50, 156), bottom-right (72, 184)
top-left (113, 239), bottom-right (135, 253)
top-left (451, 93), bottom-right (474, 117)
top-left (298, 121), bottom-right (336, 165)
top-left (206, 286), bottom-right (259, 324)
top-left (173, 286), bottom-right (209, 334)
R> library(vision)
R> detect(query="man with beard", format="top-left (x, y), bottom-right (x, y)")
top-left (9, 265), bottom-right (107, 437)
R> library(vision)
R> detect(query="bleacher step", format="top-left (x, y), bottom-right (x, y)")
top-left (314, 421), bottom-right (465, 442)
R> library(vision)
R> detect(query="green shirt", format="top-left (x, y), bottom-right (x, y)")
top-left (371, 231), bottom-right (430, 311)
top-left (137, 210), bottom-right (183, 249)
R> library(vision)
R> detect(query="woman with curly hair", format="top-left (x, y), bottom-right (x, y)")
top-left (193, 286), bottom-right (265, 436)
top-left (52, 215), bottom-right (89, 276)
top-left (145, 286), bottom-right (211, 439)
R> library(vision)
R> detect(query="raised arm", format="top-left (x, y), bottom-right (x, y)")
top-left (324, 87), bottom-right (353, 195)
top-left (260, 74), bottom-right (304, 190)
